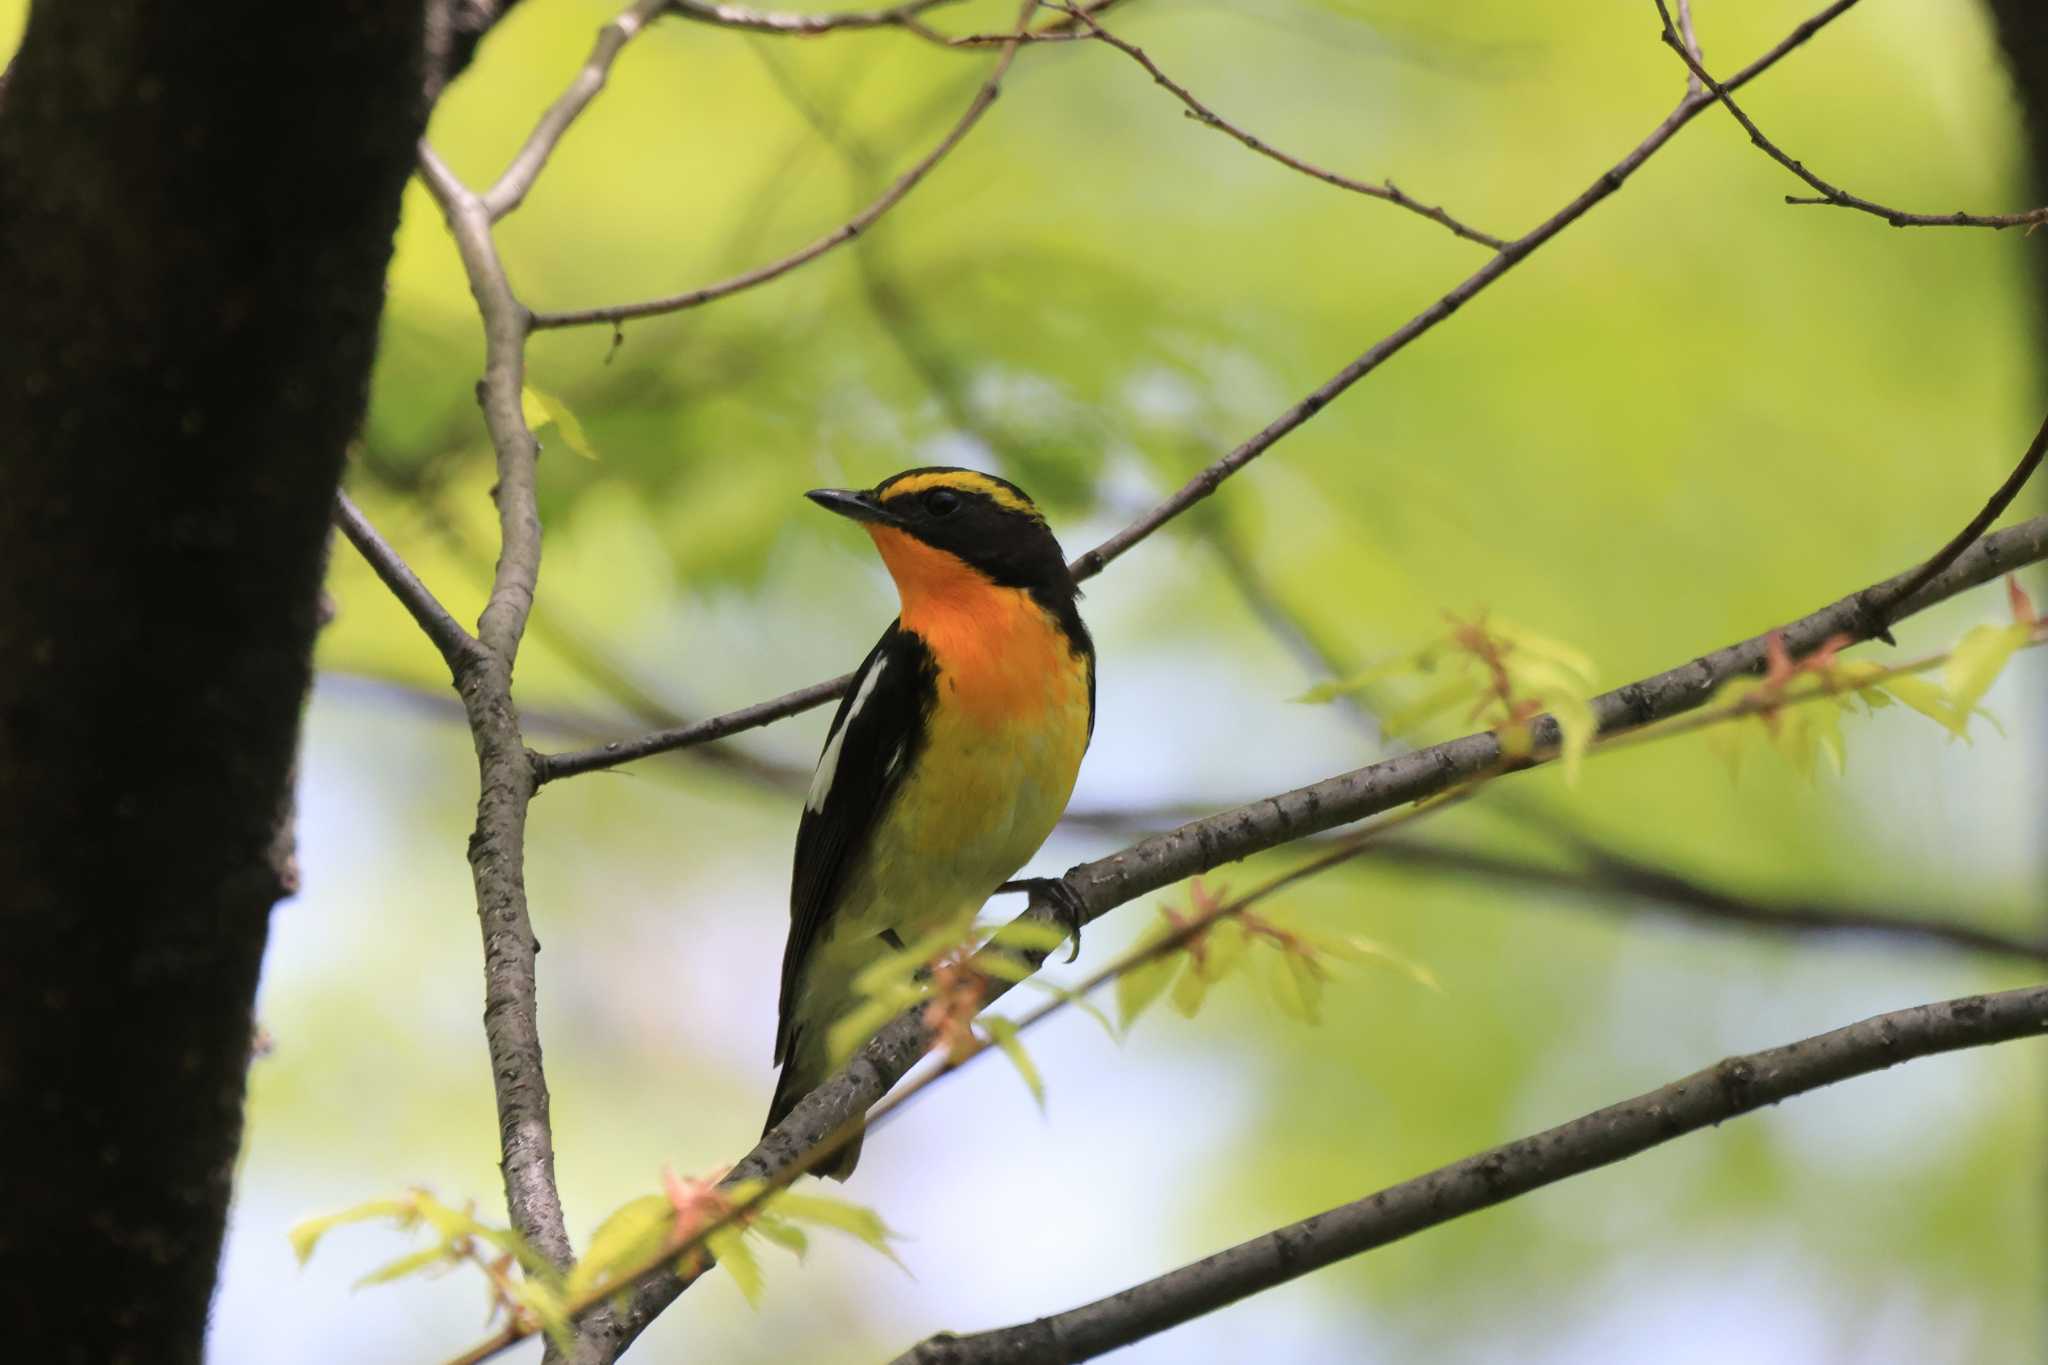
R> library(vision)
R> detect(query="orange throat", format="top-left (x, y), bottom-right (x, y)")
top-left (865, 525), bottom-right (1078, 725)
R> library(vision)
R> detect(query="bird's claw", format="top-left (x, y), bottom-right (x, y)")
top-left (997, 876), bottom-right (1087, 962)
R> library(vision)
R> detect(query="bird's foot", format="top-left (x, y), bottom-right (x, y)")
top-left (996, 876), bottom-right (1088, 963)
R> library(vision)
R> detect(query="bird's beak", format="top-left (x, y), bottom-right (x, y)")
top-left (806, 488), bottom-right (902, 526)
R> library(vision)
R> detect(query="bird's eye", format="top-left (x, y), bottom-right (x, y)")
top-left (922, 488), bottom-right (961, 517)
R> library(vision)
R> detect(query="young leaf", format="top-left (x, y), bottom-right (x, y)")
top-left (1944, 622), bottom-right (2029, 719)
top-left (753, 1218), bottom-right (810, 1259)
top-left (1294, 654), bottom-right (1413, 704)
top-left (356, 1242), bottom-right (455, 1289)
top-left (567, 1195), bottom-right (674, 1299)
top-left (1021, 977), bottom-right (1118, 1038)
top-left (984, 920), bottom-right (1071, 955)
top-left (289, 1198), bottom-right (412, 1266)
top-left (768, 1192), bottom-right (902, 1265)
top-left (705, 1225), bottom-right (764, 1307)
top-left (520, 385), bottom-right (598, 460)
top-left (982, 1016), bottom-right (1045, 1110)
top-left (1115, 953), bottom-right (1178, 1031)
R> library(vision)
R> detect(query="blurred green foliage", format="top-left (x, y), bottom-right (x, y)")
top-left (8, 0), bottom-right (2040, 1358)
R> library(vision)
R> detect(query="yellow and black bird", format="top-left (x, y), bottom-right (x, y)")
top-left (768, 467), bottom-right (1095, 1178)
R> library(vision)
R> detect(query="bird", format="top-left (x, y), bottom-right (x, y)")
top-left (768, 466), bottom-right (1095, 1179)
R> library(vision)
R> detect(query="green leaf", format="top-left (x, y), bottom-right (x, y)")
top-left (567, 1195), bottom-right (673, 1299)
top-left (706, 1225), bottom-right (764, 1307)
top-left (985, 920), bottom-right (1071, 954)
top-left (289, 1198), bottom-right (411, 1265)
top-left (768, 1192), bottom-right (902, 1265)
top-left (969, 950), bottom-right (1036, 984)
top-left (1313, 932), bottom-right (1443, 993)
top-left (1115, 953), bottom-right (1178, 1030)
top-left (825, 996), bottom-right (908, 1070)
top-left (356, 1242), bottom-right (454, 1288)
top-left (1944, 622), bottom-right (2028, 720)
top-left (982, 1016), bottom-right (1045, 1110)
top-left (1380, 678), bottom-right (1483, 739)
top-left (753, 1217), bottom-right (810, 1259)
top-left (1020, 977), bottom-right (1117, 1037)
top-left (516, 1281), bottom-right (574, 1355)
top-left (1169, 958), bottom-right (1211, 1017)
top-left (1294, 654), bottom-right (1413, 704)
top-left (521, 385), bottom-right (598, 460)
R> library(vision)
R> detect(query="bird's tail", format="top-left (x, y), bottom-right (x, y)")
top-left (765, 1031), bottom-right (862, 1181)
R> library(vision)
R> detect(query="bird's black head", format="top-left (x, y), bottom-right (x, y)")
top-left (805, 467), bottom-right (1075, 599)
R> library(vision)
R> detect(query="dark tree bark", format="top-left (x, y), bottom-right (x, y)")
top-left (0, 4), bottom-right (435, 1361)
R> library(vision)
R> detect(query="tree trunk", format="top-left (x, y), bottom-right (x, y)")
top-left (0, 5), bottom-right (428, 1360)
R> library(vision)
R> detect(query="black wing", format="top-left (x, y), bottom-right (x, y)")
top-left (776, 623), bottom-right (936, 1062)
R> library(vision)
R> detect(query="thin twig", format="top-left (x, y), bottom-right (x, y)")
top-left (562, 508), bottom-right (2048, 1362)
top-left (448, 797), bottom-right (1457, 1365)
top-left (1193, 531), bottom-right (2047, 968)
top-left (1066, 0), bottom-right (1870, 581)
top-left (1674, 0), bottom-right (1703, 96)
top-left (1653, 0), bottom-right (2048, 231)
top-left (1369, 836), bottom-right (2048, 963)
top-left (527, 0), bottom-right (1871, 780)
top-left (524, 0), bottom-right (1875, 777)
top-left (331, 492), bottom-right (483, 673)
top-left (415, 143), bottom-right (543, 664)
top-left (483, 0), bottom-right (670, 220)
top-left (666, 0), bottom-right (962, 38)
top-left (533, 672), bottom-right (854, 784)
top-left (528, 0), bottom-right (1038, 331)
top-left (894, 983), bottom-right (2048, 1363)
top-left (1856, 409), bottom-right (2048, 640)
top-left (1059, 5), bottom-right (1507, 250)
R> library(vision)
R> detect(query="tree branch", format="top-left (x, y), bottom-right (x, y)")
top-left (482, 0), bottom-right (669, 220)
top-left (532, 671), bottom-right (853, 784)
top-left (1653, 0), bottom-right (2048, 231)
top-left (526, 0), bottom-right (1038, 332)
top-left (665, 0), bottom-right (964, 38)
top-left (895, 982), bottom-right (2048, 1363)
top-left (1856, 408), bottom-right (2048, 640)
top-left (530, 0), bottom-right (1870, 781)
top-left (1059, 5), bottom-right (1508, 250)
top-left (332, 491), bottom-right (484, 675)
top-left (568, 501), bottom-right (2048, 1359)
top-left (1367, 835), bottom-right (2048, 964)
top-left (415, 144), bottom-right (543, 665)
top-left (1066, 0), bottom-right (1868, 580)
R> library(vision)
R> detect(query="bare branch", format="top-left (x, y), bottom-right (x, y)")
top-left (483, 0), bottom-right (670, 221)
top-left (1368, 836), bottom-right (2048, 964)
top-left (527, 0), bottom-right (1039, 332)
top-left (568, 505), bottom-right (2048, 1361)
top-left (415, 143), bottom-right (543, 664)
top-left (1060, 6), bottom-right (1508, 250)
top-left (410, 143), bottom-right (571, 1271)
top-left (531, 0), bottom-right (1871, 781)
top-left (533, 671), bottom-right (853, 784)
top-left (331, 491), bottom-right (484, 674)
top-left (1066, 0), bottom-right (1870, 581)
top-left (1856, 409), bottom-right (2048, 640)
top-left (667, 0), bottom-right (963, 38)
top-left (667, 0), bottom-right (1120, 46)
top-left (1653, 0), bottom-right (2048, 231)
top-left (896, 983), bottom-right (2048, 1363)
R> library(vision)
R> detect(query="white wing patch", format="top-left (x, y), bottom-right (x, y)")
top-left (807, 654), bottom-right (887, 813)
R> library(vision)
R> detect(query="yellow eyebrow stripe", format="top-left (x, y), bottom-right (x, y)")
top-left (879, 470), bottom-right (1039, 517)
